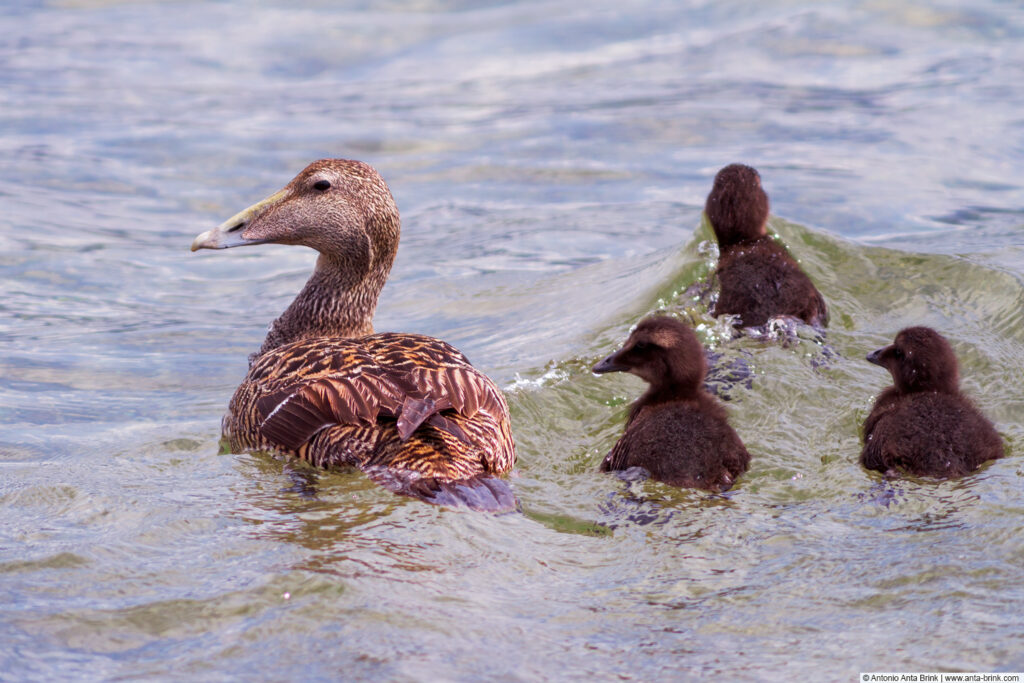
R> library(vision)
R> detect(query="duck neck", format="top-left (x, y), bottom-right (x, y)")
top-left (256, 253), bottom-right (388, 357)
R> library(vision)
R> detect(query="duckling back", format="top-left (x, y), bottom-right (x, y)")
top-left (602, 398), bottom-right (750, 492)
top-left (715, 237), bottom-right (828, 327)
top-left (862, 390), bottom-right (1003, 477)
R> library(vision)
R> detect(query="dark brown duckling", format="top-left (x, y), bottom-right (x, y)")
top-left (191, 159), bottom-right (516, 511)
top-left (705, 163), bottom-right (828, 328)
top-left (593, 316), bottom-right (750, 491)
top-left (862, 326), bottom-right (1003, 478)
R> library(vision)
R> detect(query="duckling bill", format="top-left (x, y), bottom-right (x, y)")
top-left (192, 159), bottom-right (517, 512)
top-left (705, 163), bottom-right (828, 328)
top-left (593, 316), bottom-right (750, 491)
top-left (861, 326), bottom-right (1003, 478)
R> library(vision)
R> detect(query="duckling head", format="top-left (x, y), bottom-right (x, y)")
top-left (593, 316), bottom-right (706, 396)
top-left (867, 326), bottom-right (960, 395)
top-left (704, 163), bottom-right (769, 248)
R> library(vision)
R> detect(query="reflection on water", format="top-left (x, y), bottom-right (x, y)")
top-left (2, 0), bottom-right (1024, 679)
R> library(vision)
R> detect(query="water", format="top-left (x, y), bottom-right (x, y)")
top-left (2, 0), bottom-right (1024, 679)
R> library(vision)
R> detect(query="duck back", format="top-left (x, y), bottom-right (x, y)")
top-left (224, 333), bottom-right (516, 509)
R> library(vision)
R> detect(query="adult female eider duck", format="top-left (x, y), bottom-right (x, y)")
top-left (705, 163), bottom-right (828, 328)
top-left (191, 159), bottom-right (517, 511)
top-left (862, 326), bottom-right (1003, 478)
top-left (593, 316), bottom-right (750, 491)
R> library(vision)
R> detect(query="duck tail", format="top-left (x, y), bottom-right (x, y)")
top-left (365, 468), bottom-right (519, 513)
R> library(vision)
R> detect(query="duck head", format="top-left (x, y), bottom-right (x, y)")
top-left (191, 159), bottom-right (405, 351)
top-left (191, 159), bottom-right (400, 278)
top-left (704, 163), bottom-right (769, 248)
top-left (867, 326), bottom-right (960, 394)
top-left (593, 316), bottom-right (706, 396)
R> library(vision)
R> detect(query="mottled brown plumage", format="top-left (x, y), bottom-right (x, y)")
top-left (705, 164), bottom-right (828, 328)
top-left (192, 159), bottom-right (516, 510)
top-left (862, 327), bottom-right (1003, 478)
top-left (593, 316), bottom-right (750, 491)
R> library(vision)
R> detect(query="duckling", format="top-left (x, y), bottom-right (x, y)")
top-left (191, 159), bottom-right (516, 511)
top-left (593, 316), bottom-right (750, 491)
top-left (705, 163), bottom-right (828, 328)
top-left (862, 326), bottom-right (1003, 478)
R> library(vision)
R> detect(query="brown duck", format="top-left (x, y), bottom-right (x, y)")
top-left (191, 159), bottom-right (517, 511)
top-left (705, 163), bottom-right (828, 328)
top-left (862, 326), bottom-right (1002, 478)
top-left (593, 316), bottom-right (750, 491)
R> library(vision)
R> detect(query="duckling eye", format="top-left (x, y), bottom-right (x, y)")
top-left (893, 348), bottom-right (904, 359)
top-left (634, 341), bottom-right (649, 351)
top-left (313, 180), bottom-right (331, 192)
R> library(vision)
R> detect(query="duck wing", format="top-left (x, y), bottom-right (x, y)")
top-left (362, 332), bottom-right (508, 421)
top-left (240, 333), bottom-right (510, 456)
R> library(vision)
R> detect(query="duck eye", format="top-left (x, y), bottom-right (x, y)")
top-left (893, 348), bottom-right (903, 359)
top-left (634, 341), bottom-right (649, 351)
top-left (313, 180), bottom-right (331, 192)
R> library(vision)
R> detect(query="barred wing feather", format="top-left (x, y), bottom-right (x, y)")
top-left (254, 337), bottom-right (506, 451)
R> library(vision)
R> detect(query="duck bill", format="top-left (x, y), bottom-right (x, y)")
top-left (866, 345), bottom-right (889, 367)
top-left (592, 351), bottom-right (628, 374)
top-left (190, 189), bottom-right (287, 251)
